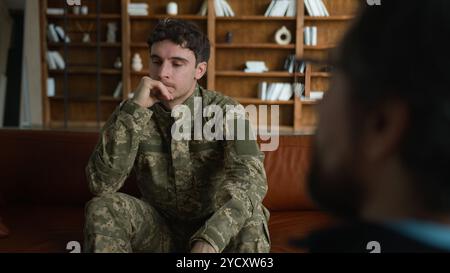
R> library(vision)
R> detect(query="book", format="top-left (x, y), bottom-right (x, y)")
top-left (286, 0), bottom-right (297, 17)
top-left (264, 0), bottom-right (277, 16)
top-left (311, 26), bottom-right (318, 46)
top-left (269, 0), bottom-right (290, 16)
top-left (198, 0), bottom-right (208, 16)
top-left (46, 51), bottom-right (57, 70)
top-left (113, 81), bottom-right (123, 98)
top-left (47, 78), bottom-right (56, 97)
top-left (258, 82), bottom-right (268, 100)
top-left (221, 0), bottom-right (235, 16)
top-left (54, 26), bottom-right (70, 43)
top-left (278, 83), bottom-right (293, 101)
top-left (47, 24), bottom-right (59, 43)
top-left (245, 61), bottom-right (269, 73)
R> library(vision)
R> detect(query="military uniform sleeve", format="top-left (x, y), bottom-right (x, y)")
top-left (190, 118), bottom-right (267, 253)
top-left (86, 100), bottom-right (152, 196)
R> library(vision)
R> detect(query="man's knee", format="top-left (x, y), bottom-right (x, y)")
top-left (84, 192), bottom-right (134, 238)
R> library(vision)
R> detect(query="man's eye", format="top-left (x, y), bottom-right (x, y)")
top-left (152, 60), bottom-right (161, 65)
top-left (173, 63), bottom-right (182, 67)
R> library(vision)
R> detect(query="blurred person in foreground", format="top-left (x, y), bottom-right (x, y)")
top-left (298, 0), bottom-right (450, 252)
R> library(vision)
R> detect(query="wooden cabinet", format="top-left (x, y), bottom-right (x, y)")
top-left (40, 0), bottom-right (358, 131)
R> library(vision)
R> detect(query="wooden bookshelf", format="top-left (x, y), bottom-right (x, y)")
top-left (40, 0), bottom-right (359, 130)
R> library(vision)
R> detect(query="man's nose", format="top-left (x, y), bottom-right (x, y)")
top-left (158, 62), bottom-right (171, 79)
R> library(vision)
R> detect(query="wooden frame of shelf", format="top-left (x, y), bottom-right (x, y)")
top-left (40, 0), bottom-right (358, 130)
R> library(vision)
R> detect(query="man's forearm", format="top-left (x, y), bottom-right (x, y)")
top-left (87, 100), bottom-right (152, 195)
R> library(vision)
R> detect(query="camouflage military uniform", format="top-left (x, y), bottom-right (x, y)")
top-left (84, 84), bottom-right (270, 253)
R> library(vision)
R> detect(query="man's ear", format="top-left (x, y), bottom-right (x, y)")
top-left (195, 62), bottom-right (207, 80)
top-left (362, 99), bottom-right (410, 161)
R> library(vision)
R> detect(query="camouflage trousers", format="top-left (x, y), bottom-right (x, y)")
top-left (84, 192), bottom-right (270, 253)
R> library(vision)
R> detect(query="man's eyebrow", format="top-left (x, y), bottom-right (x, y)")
top-left (150, 54), bottom-right (189, 63)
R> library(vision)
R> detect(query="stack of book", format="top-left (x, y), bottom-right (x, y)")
top-left (244, 61), bottom-right (269, 73)
top-left (264, 0), bottom-right (296, 17)
top-left (304, 26), bottom-right (318, 46)
top-left (198, 0), bottom-right (235, 17)
top-left (47, 24), bottom-right (70, 43)
top-left (128, 3), bottom-right (149, 16)
top-left (301, 91), bottom-right (324, 101)
top-left (304, 0), bottom-right (329, 16)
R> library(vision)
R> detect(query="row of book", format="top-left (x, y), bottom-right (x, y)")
top-left (47, 24), bottom-right (70, 43)
top-left (264, 0), bottom-right (297, 17)
top-left (283, 55), bottom-right (306, 73)
top-left (305, 0), bottom-right (329, 16)
top-left (304, 26), bottom-right (318, 46)
top-left (198, 0), bottom-right (235, 17)
top-left (258, 82), bottom-right (305, 101)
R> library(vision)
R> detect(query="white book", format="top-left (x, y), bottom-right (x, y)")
top-left (198, 0), bottom-right (208, 16)
top-left (286, 0), bottom-right (296, 17)
top-left (310, 91), bottom-right (324, 99)
top-left (304, 26), bottom-right (311, 45)
top-left (47, 78), bottom-right (56, 97)
top-left (317, 0), bottom-right (330, 16)
top-left (293, 83), bottom-right (305, 98)
top-left (270, 0), bottom-right (290, 16)
top-left (113, 81), bottom-right (123, 98)
top-left (51, 51), bottom-right (65, 70)
top-left (54, 26), bottom-right (68, 42)
top-left (269, 83), bottom-right (283, 100)
top-left (266, 83), bottom-right (275, 101)
top-left (258, 82), bottom-right (268, 100)
top-left (311, 0), bottom-right (322, 16)
top-left (221, 0), bottom-right (235, 16)
top-left (297, 61), bottom-right (306, 73)
top-left (46, 51), bottom-right (57, 70)
top-left (46, 8), bottom-right (64, 15)
top-left (264, 0), bottom-right (276, 16)
top-left (311, 26), bottom-right (317, 46)
top-left (214, 0), bottom-right (225, 16)
top-left (304, 0), bottom-right (314, 16)
top-left (47, 24), bottom-right (59, 43)
top-left (279, 83), bottom-right (293, 100)
top-left (129, 11), bottom-right (149, 16)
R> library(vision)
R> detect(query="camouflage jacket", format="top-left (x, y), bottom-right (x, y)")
top-left (86, 84), bottom-right (269, 252)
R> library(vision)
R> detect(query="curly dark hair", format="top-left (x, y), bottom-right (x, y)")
top-left (147, 18), bottom-right (210, 65)
top-left (336, 0), bottom-right (450, 212)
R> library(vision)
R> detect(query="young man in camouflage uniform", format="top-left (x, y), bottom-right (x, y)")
top-left (84, 19), bottom-right (270, 253)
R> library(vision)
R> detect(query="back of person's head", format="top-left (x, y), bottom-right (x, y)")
top-left (308, 0), bottom-right (450, 219)
top-left (147, 19), bottom-right (210, 65)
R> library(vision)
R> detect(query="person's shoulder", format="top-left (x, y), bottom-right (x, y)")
top-left (200, 87), bottom-right (240, 108)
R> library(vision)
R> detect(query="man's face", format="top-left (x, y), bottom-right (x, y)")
top-left (307, 72), bottom-right (365, 220)
top-left (149, 39), bottom-right (204, 102)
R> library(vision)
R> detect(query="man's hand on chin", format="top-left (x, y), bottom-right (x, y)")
top-left (190, 240), bottom-right (217, 253)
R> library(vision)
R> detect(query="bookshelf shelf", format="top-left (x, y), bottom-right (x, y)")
top-left (216, 16), bottom-right (296, 21)
top-left (47, 14), bottom-right (121, 20)
top-left (216, 43), bottom-right (295, 49)
top-left (130, 15), bottom-right (207, 20)
top-left (216, 71), bottom-right (304, 78)
top-left (49, 95), bottom-right (122, 102)
top-left (48, 69), bottom-right (122, 75)
top-left (48, 42), bottom-right (122, 48)
top-left (235, 97), bottom-right (295, 105)
top-left (304, 15), bottom-right (354, 21)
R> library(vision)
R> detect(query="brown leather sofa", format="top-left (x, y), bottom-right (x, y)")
top-left (0, 129), bottom-right (333, 252)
